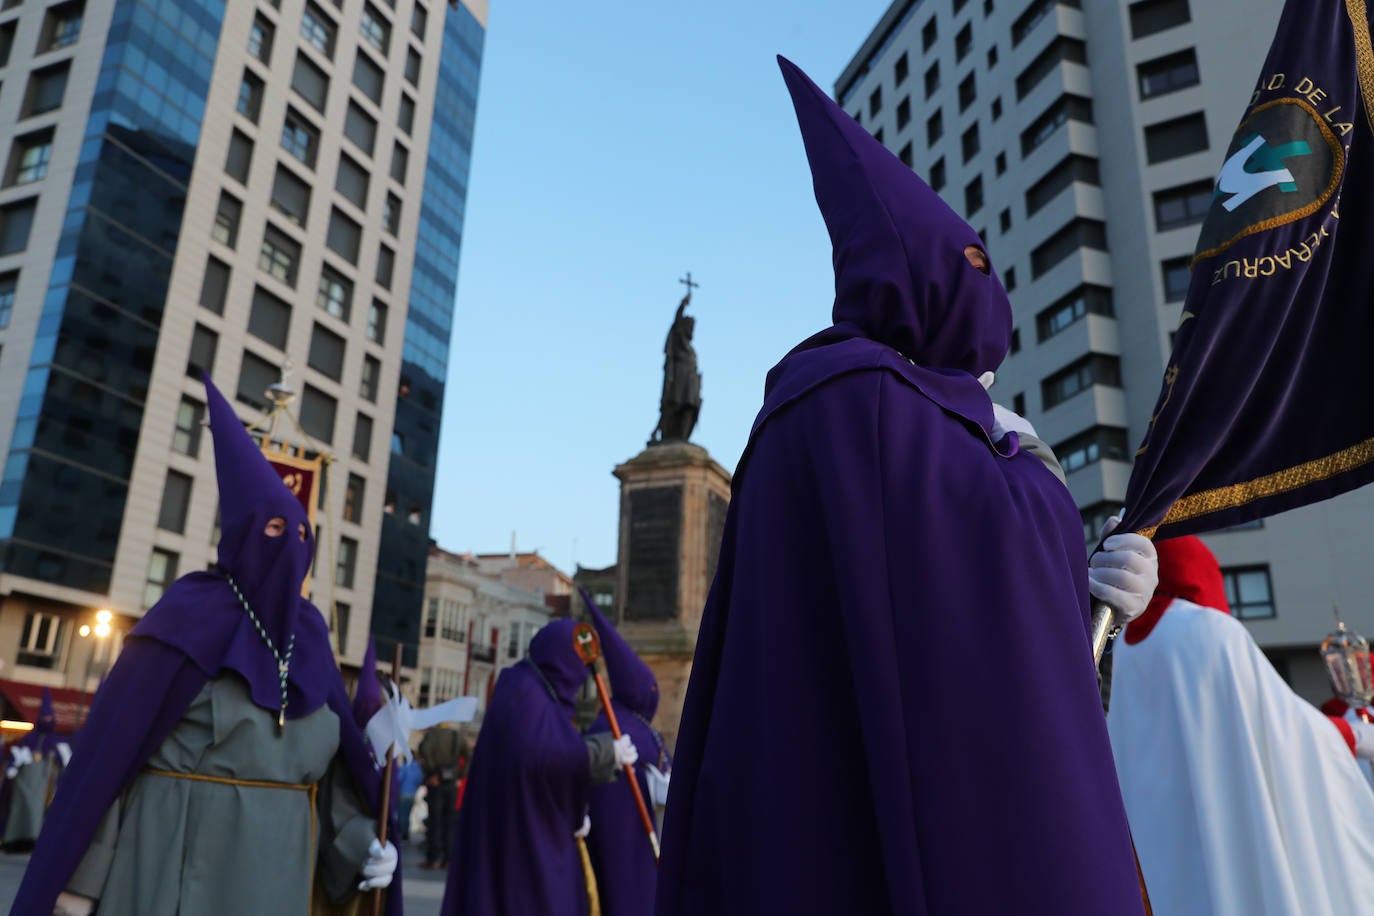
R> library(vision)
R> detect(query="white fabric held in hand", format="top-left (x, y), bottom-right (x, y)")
top-left (53, 892), bottom-right (95, 916)
top-left (1088, 514), bottom-right (1159, 625)
top-left (357, 839), bottom-right (398, 892)
top-left (646, 764), bottom-right (671, 807)
top-left (574, 814), bottom-right (591, 838)
top-left (613, 734), bottom-right (639, 767)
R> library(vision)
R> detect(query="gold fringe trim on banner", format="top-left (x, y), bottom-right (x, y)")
top-left (1346, 0), bottom-right (1374, 138)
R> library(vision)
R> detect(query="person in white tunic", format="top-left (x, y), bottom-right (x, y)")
top-left (1108, 534), bottom-right (1374, 916)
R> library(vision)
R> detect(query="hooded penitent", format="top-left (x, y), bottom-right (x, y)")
top-left (13, 375), bottom-right (399, 915)
top-left (654, 57), bottom-right (1143, 915)
top-left (20, 688), bottom-right (64, 755)
top-left (583, 591), bottom-right (667, 916)
top-left (1109, 534), bottom-right (1374, 915)
top-left (443, 617), bottom-right (594, 916)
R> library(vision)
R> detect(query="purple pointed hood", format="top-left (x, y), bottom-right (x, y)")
top-left (526, 619), bottom-right (588, 713)
top-left (778, 55), bottom-right (1011, 374)
top-left (353, 635), bottom-right (383, 728)
top-left (204, 371), bottom-right (313, 646)
top-left (580, 589), bottom-right (658, 719)
top-left (37, 688), bottom-right (55, 733)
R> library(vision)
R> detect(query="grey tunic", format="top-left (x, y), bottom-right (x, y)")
top-left (66, 675), bottom-right (376, 915)
top-left (3, 755), bottom-right (59, 843)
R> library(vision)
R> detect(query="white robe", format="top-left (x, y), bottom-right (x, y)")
top-left (1108, 600), bottom-right (1374, 916)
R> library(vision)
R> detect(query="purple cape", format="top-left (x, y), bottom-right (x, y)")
top-left (581, 591), bottom-right (667, 916)
top-left (443, 619), bottom-right (592, 916)
top-left (652, 58), bottom-right (1141, 915)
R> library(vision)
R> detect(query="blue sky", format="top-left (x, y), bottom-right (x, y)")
top-left (430, 0), bottom-right (894, 573)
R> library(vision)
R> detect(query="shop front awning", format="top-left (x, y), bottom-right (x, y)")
top-left (0, 679), bottom-right (88, 733)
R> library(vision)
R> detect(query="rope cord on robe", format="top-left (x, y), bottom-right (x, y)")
top-left (221, 570), bottom-right (296, 729)
top-left (575, 836), bottom-right (602, 916)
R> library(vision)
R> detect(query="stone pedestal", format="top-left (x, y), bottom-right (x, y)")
top-left (613, 442), bottom-right (731, 751)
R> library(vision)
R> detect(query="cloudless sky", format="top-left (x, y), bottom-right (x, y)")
top-left (430, 0), bottom-right (894, 574)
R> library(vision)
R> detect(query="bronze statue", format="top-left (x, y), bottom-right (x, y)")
top-left (651, 275), bottom-right (702, 444)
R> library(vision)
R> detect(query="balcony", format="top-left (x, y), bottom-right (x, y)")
top-left (470, 644), bottom-right (495, 664)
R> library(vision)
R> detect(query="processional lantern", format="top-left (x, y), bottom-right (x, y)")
top-left (1321, 607), bottom-right (1374, 708)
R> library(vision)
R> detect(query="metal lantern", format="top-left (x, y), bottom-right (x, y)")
top-left (1321, 608), bottom-right (1374, 707)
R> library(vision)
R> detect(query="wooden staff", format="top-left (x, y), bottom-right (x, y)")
top-left (571, 622), bottom-right (660, 863)
top-left (372, 643), bottom-right (402, 916)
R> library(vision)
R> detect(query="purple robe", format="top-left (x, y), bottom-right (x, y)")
top-left (653, 58), bottom-right (1141, 915)
top-left (442, 619), bottom-right (592, 916)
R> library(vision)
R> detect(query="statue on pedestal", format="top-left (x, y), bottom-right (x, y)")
top-left (650, 274), bottom-right (702, 445)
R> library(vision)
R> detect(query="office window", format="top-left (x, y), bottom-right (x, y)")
top-left (6, 129), bottom-right (53, 187)
top-left (1042, 353), bottom-right (1121, 407)
top-left (237, 350), bottom-right (278, 410)
top-left (994, 151), bottom-right (1007, 176)
top-left (398, 94), bottom-right (416, 134)
top-left (212, 192), bottom-right (242, 248)
top-left (172, 396), bottom-right (204, 457)
top-left (335, 153), bottom-right (370, 209)
top-left (259, 225), bottom-right (301, 287)
top-left (955, 0), bottom-right (970, 11)
top-left (0, 271), bottom-right (15, 329)
top-left (344, 101), bottom-right (377, 156)
top-left (375, 244), bottom-right (395, 288)
top-left (326, 208), bottom-right (362, 261)
top-left (411, 3), bottom-right (427, 37)
top-left (360, 3), bottom-right (389, 54)
top-left (300, 2), bottom-right (336, 56)
top-left (17, 612), bottom-right (66, 669)
top-left (896, 96), bottom-right (911, 130)
top-left (1153, 180), bottom-right (1213, 230)
top-left (269, 165), bottom-right (311, 227)
top-left (300, 384), bottom-right (337, 443)
top-left (367, 299), bottom-right (387, 343)
top-left (1009, 328), bottom-right (1021, 354)
top-left (353, 52), bottom-right (385, 105)
top-left (0, 21), bottom-right (13, 68)
top-left (1138, 48), bottom-right (1199, 99)
top-left (248, 13), bottom-right (273, 63)
top-left (1162, 256), bottom-right (1191, 301)
top-left (1052, 426), bottom-right (1130, 474)
top-left (875, 127), bottom-right (884, 146)
top-left (1011, 392), bottom-right (1025, 415)
top-left (1080, 501), bottom-right (1119, 543)
top-left (1222, 565), bottom-right (1275, 619)
top-left (0, 198), bottom-right (35, 256)
top-left (924, 62), bottom-right (940, 98)
top-left (1036, 284), bottom-right (1114, 341)
top-left (352, 412), bottom-right (373, 461)
top-left (390, 142), bottom-right (408, 184)
top-left (930, 157), bottom-right (946, 192)
top-left (317, 266), bottom-right (352, 321)
top-left (336, 536), bottom-right (357, 588)
top-left (922, 17), bottom-right (937, 51)
top-left (144, 549), bottom-right (179, 608)
top-left (404, 47), bottom-right (421, 86)
top-left (987, 45), bottom-right (999, 68)
top-left (899, 142), bottom-right (914, 168)
top-left (236, 70), bottom-right (263, 122)
top-left (344, 473), bottom-right (365, 523)
top-left (248, 286), bottom-right (291, 350)
top-left (334, 603), bottom-right (350, 655)
top-left (383, 192), bottom-right (400, 235)
top-left (38, 1), bottom-right (83, 51)
top-left (224, 129), bottom-right (253, 184)
top-left (955, 23), bottom-right (973, 61)
top-left (199, 256), bottom-right (230, 315)
top-left (291, 53), bottom-right (329, 111)
top-left (23, 62), bottom-right (69, 117)
top-left (984, 0), bottom-right (995, 13)
top-left (1021, 94), bottom-right (1094, 157)
top-left (991, 96), bottom-right (1003, 121)
top-left (1145, 112), bottom-right (1208, 163)
top-left (1025, 153), bottom-right (1100, 215)
top-left (1031, 217), bottom-right (1107, 278)
top-left (961, 123), bottom-right (980, 163)
top-left (281, 107), bottom-right (320, 167)
top-left (1130, 0), bottom-right (1190, 39)
top-left (1012, 0), bottom-right (1080, 46)
top-left (186, 323), bottom-right (218, 378)
top-left (308, 323), bottom-right (346, 381)
top-left (958, 73), bottom-right (976, 112)
top-left (964, 175), bottom-right (984, 215)
top-left (157, 470), bottom-right (193, 534)
top-left (869, 86), bottom-right (882, 118)
top-left (927, 109), bottom-right (944, 146)
top-left (1016, 37), bottom-right (1087, 101)
top-left (1003, 266), bottom-right (1016, 290)
top-left (360, 354), bottom-right (380, 401)
top-left (999, 208), bottom-right (1012, 233)
top-left (895, 51), bottom-right (909, 85)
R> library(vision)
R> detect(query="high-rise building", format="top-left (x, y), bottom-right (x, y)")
top-left (0, 0), bottom-right (486, 714)
top-left (837, 0), bottom-right (1373, 701)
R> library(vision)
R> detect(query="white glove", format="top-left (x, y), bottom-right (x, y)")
top-left (990, 403), bottom-right (1038, 441)
top-left (613, 734), bottom-right (638, 767)
top-left (56, 742), bottom-right (72, 767)
top-left (357, 838), bottom-right (398, 892)
top-left (11, 746), bottom-right (32, 769)
top-left (977, 371), bottom-right (996, 390)
top-left (1350, 718), bottom-right (1374, 760)
top-left (1088, 514), bottom-right (1159, 626)
top-left (53, 892), bottom-right (95, 916)
top-left (574, 814), bottom-right (591, 838)
top-left (646, 764), bottom-right (670, 807)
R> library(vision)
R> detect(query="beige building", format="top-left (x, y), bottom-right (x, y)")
top-left (838, 0), bottom-right (1371, 702)
top-left (418, 545), bottom-right (552, 725)
top-left (0, 0), bottom-right (488, 725)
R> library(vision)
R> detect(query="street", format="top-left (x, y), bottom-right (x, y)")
top-left (0, 837), bottom-right (448, 915)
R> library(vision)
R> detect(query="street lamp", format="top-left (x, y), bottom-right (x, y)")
top-left (76, 610), bottom-right (113, 727)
